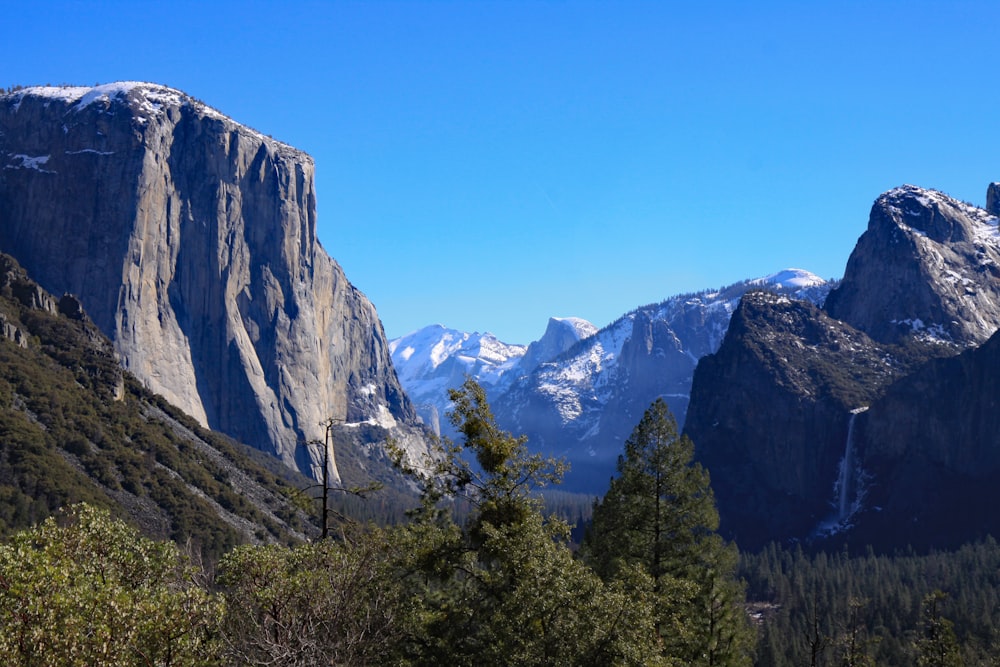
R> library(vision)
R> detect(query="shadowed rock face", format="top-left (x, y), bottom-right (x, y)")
top-left (0, 83), bottom-right (427, 482)
top-left (686, 184), bottom-right (1000, 551)
top-left (846, 328), bottom-right (1000, 550)
top-left (685, 291), bottom-right (906, 549)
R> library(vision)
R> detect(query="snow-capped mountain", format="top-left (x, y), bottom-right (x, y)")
top-left (391, 269), bottom-right (832, 490)
top-left (490, 269), bottom-right (832, 488)
top-left (389, 317), bottom-right (596, 435)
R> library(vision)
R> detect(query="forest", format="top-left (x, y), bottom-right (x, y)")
top-left (1, 378), bottom-right (997, 666)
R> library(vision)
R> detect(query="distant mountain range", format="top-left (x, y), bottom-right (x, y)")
top-left (390, 317), bottom-right (597, 435)
top-left (392, 269), bottom-right (833, 490)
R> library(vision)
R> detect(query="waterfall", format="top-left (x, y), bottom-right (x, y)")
top-left (837, 407), bottom-right (869, 522)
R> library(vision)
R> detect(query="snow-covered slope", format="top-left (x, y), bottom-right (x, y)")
top-left (389, 326), bottom-right (527, 434)
top-left (391, 270), bottom-right (832, 489)
top-left (490, 269), bottom-right (833, 489)
top-left (389, 317), bottom-right (598, 435)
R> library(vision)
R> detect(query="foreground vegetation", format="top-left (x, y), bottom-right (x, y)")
top-left (0, 254), bottom-right (316, 554)
top-left (0, 380), bottom-right (752, 666)
top-left (3, 377), bottom-right (1000, 665)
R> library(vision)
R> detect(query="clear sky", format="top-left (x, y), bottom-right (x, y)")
top-left (5, 1), bottom-right (998, 343)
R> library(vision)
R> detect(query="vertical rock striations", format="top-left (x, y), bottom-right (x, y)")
top-left (0, 83), bottom-right (427, 482)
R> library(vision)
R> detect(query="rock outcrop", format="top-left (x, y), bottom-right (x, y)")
top-left (0, 83), bottom-right (429, 483)
top-left (686, 184), bottom-right (1000, 550)
top-left (519, 317), bottom-right (598, 373)
top-left (825, 185), bottom-right (1000, 347)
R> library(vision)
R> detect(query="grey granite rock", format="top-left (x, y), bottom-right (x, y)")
top-left (0, 83), bottom-right (429, 483)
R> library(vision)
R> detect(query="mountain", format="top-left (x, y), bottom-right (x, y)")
top-left (389, 326), bottom-right (529, 435)
top-left (389, 317), bottom-right (596, 436)
top-left (0, 252), bottom-right (315, 557)
top-left (825, 185), bottom-right (1000, 347)
top-left (849, 326), bottom-right (1000, 550)
top-left (685, 291), bottom-right (925, 549)
top-left (493, 271), bottom-right (831, 489)
top-left (391, 270), bottom-right (831, 491)
top-left (685, 184), bottom-right (1000, 551)
top-left (0, 83), bottom-right (431, 484)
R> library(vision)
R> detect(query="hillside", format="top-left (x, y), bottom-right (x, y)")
top-left (0, 253), bottom-right (321, 557)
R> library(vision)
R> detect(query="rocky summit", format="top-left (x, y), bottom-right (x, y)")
top-left (0, 83), bottom-right (431, 483)
top-left (686, 183), bottom-right (1000, 551)
top-left (825, 185), bottom-right (1000, 347)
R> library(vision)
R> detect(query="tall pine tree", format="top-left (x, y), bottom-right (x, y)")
top-left (582, 398), bottom-right (754, 666)
top-left (390, 378), bottom-right (667, 666)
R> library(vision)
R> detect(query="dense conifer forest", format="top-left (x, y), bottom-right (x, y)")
top-left (742, 539), bottom-right (1000, 665)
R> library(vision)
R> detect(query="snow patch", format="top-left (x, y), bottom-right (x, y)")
top-left (64, 149), bottom-right (115, 156)
top-left (755, 268), bottom-right (826, 290)
top-left (4, 154), bottom-right (54, 173)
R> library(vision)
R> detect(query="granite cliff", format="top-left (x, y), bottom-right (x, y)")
top-left (685, 291), bottom-right (919, 548)
top-left (0, 83), bottom-right (429, 483)
top-left (686, 184), bottom-right (1000, 550)
top-left (850, 327), bottom-right (1000, 549)
top-left (825, 185), bottom-right (1000, 347)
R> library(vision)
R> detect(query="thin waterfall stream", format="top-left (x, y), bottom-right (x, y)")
top-left (837, 407), bottom-right (869, 522)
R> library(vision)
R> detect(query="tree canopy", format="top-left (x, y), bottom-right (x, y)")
top-left (582, 397), bottom-right (754, 666)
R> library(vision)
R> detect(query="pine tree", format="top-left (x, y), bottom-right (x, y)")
top-left (390, 378), bottom-right (666, 666)
top-left (582, 398), bottom-right (755, 666)
top-left (915, 590), bottom-right (962, 667)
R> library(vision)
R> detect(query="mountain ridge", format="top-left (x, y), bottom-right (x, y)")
top-left (391, 268), bottom-right (833, 489)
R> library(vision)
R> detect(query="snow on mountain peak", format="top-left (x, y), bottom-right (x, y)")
top-left (550, 316), bottom-right (599, 339)
top-left (6, 83), bottom-right (296, 153)
top-left (10, 82), bottom-right (184, 113)
top-left (759, 268), bottom-right (827, 290)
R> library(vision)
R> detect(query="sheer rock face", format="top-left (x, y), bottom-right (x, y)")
top-left (0, 83), bottom-right (426, 482)
top-left (686, 184), bottom-right (1000, 550)
top-left (685, 291), bottom-right (905, 549)
top-left (849, 329), bottom-right (1000, 549)
top-left (825, 185), bottom-right (1000, 347)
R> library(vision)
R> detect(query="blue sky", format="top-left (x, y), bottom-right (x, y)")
top-left (5, 1), bottom-right (998, 343)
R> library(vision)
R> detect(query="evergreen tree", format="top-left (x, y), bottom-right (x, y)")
top-left (582, 398), bottom-right (755, 666)
top-left (915, 591), bottom-right (962, 667)
top-left (390, 378), bottom-right (666, 666)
